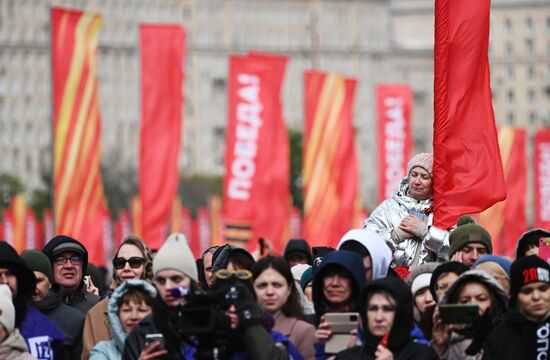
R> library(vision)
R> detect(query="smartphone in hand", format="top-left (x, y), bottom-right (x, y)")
top-left (324, 312), bottom-right (359, 354)
top-left (145, 333), bottom-right (165, 350)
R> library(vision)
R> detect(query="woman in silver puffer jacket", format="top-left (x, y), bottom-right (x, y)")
top-left (364, 153), bottom-right (449, 268)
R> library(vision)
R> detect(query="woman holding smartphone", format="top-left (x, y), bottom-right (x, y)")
top-left (335, 277), bottom-right (437, 359)
top-left (90, 280), bottom-right (156, 359)
top-left (252, 256), bottom-right (316, 359)
top-left (82, 235), bottom-right (154, 359)
top-left (432, 270), bottom-right (508, 359)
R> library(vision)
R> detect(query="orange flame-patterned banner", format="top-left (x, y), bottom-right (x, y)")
top-left (51, 7), bottom-right (107, 265)
top-left (478, 127), bottom-right (527, 258)
top-left (303, 71), bottom-right (359, 248)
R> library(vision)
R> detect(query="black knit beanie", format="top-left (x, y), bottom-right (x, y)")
top-left (429, 261), bottom-right (469, 300)
top-left (510, 255), bottom-right (550, 306)
top-left (449, 216), bottom-right (492, 258)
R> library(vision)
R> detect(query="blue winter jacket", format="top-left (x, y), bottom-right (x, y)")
top-left (20, 305), bottom-right (65, 360)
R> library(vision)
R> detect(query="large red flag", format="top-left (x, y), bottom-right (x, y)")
top-left (433, 0), bottom-right (506, 228)
top-left (535, 129), bottom-right (550, 230)
top-left (222, 54), bottom-right (289, 252)
top-left (51, 8), bottom-right (107, 264)
top-left (376, 85), bottom-right (413, 204)
top-left (478, 128), bottom-right (527, 257)
top-left (303, 71), bottom-right (359, 248)
top-left (139, 25), bottom-right (185, 249)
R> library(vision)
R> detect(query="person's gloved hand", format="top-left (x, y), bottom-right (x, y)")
top-left (228, 282), bottom-right (262, 331)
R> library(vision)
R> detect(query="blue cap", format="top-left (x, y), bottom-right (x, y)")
top-left (473, 255), bottom-right (512, 276)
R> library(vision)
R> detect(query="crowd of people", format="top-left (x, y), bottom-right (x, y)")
top-left (0, 152), bottom-right (549, 359)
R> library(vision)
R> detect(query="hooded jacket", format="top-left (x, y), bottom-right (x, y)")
top-left (335, 277), bottom-right (437, 360)
top-left (312, 251), bottom-right (366, 321)
top-left (90, 280), bottom-right (157, 360)
top-left (284, 239), bottom-right (313, 265)
top-left (515, 229), bottom-right (550, 259)
top-left (364, 178), bottom-right (449, 267)
top-left (0, 242), bottom-right (36, 327)
top-left (0, 329), bottom-right (35, 360)
top-left (485, 306), bottom-right (550, 360)
top-left (336, 229), bottom-right (392, 280)
top-left (439, 270), bottom-right (508, 360)
top-left (42, 236), bottom-right (100, 313)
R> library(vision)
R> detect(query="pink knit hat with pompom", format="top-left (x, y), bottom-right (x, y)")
top-left (407, 153), bottom-right (433, 178)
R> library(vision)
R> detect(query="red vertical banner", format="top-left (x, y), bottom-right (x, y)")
top-left (25, 211), bottom-right (38, 250)
top-left (102, 213), bottom-right (114, 266)
top-left (3, 209), bottom-right (14, 248)
top-left (289, 208), bottom-right (302, 239)
top-left (43, 209), bottom-right (54, 244)
top-left (303, 71), bottom-right (359, 248)
top-left (181, 207), bottom-right (193, 245)
top-left (222, 54), bottom-right (290, 252)
top-left (51, 8), bottom-right (107, 264)
top-left (433, 0), bottom-right (506, 229)
top-left (197, 207), bottom-right (210, 258)
top-left (139, 25), bottom-right (185, 249)
top-left (376, 85), bottom-right (412, 204)
top-left (535, 129), bottom-right (550, 229)
top-left (114, 209), bottom-right (131, 246)
top-left (478, 128), bottom-right (527, 257)
top-left (12, 196), bottom-right (26, 253)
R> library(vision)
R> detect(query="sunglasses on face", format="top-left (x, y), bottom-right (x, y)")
top-left (213, 269), bottom-right (252, 281)
top-left (112, 257), bottom-right (145, 270)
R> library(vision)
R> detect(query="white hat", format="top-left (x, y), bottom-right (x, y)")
top-left (153, 233), bottom-right (198, 282)
top-left (411, 273), bottom-right (432, 296)
top-left (291, 264), bottom-right (310, 282)
top-left (0, 284), bottom-right (15, 334)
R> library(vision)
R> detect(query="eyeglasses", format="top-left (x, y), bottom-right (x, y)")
top-left (53, 255), bottom-right (83, 266)
top-left (213, 269), bottom-right (252, 281)
top-left (113, 257), bottom-right (145, 270)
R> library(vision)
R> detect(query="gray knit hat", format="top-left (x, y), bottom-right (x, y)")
top-left (21, 250), bottom-right (54, 284)
top-left (153, 233), bottom-right (197, 282)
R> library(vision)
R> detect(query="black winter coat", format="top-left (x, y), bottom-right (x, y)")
top-left (335, 342), bottom-right (438, 360)
top-left (485, 308), bottom-right (550, 360)
top-left (34, 291), bottom-right (85, 359)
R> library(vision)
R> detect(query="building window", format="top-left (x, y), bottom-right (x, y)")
top-left (525, 17), bottom-right (534, 36)
top-left (505, 43), bottom-right (514, 56)
top-left (506, 66), bottom-right (514, 80)
top-left (506, 89), bottom-right (515, 102)
top-left (527, 65), bottom-right (536, 80)
top-left (527, 88), bottom-right (536, 103)
top-left (526, 39), bottom-right (535, 57)
top-left (528, 112), bottom-right (537, 124)
top-left (504, 18), bottom-right (513, 35)
top-left (506, 112), bottom-right (515, 125)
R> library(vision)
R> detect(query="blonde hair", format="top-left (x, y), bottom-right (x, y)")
top-left (475, 261), bottom-right (509, 281)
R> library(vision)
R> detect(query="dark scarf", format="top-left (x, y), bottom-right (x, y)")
top-left (504, 307), bottom-right (550, 359)
top-left (151, 294), bottom-right (183, 354)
